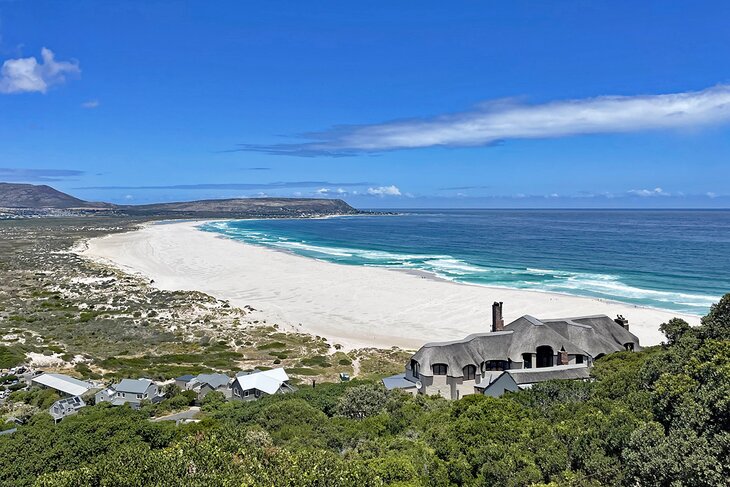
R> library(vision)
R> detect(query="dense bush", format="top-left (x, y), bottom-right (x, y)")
top-left (2, 294), bottom-right (730, 486)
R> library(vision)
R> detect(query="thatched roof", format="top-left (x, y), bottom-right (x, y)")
top-left (409, 314), bottom-right (640, 378)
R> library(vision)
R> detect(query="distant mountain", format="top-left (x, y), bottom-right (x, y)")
top-left (124, 197), bottom-right (359, 218)
top-left (0, 182), bottom-right (360, 217)
top-left (0, 183), bottom-right (110, 209)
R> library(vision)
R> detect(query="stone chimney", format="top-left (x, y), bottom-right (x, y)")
top-left (614, 315), bottom-right (629, 331)
top-left (558, 347), bottom-right (569, 366)
top-left (491, 302), bottom-right (504, 332)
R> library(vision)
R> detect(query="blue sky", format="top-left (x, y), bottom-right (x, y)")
top-left (1, 1), bottom-right (730, 208)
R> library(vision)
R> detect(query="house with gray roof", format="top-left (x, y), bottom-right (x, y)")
top-left (383, 302), bottom-right (640, 399)
top-left (95, 378), bottom-right (161, 408)
top-left (184, 373), bottom-right (232, 400)
top-left (174, 374), bottom-right (195, 390)
top-left (49, 396), bottom-right (86, 423)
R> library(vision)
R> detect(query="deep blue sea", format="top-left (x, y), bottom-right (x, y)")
top-left (200, 210), bottom-right (730, 316)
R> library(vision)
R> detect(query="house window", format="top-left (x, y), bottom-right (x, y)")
top-left (522, 353), bottom-right (532, 369)
top-left (432, 363), bottom-right (448, 375)
top-left (536, 346), bottom-right (554, 368)
top-left (576, 355), bottom-right (584, 364)
top-left (483, 360), bottom-right (507, 371)
top-left (463, 365), bottom-right (476, 381)
top-left (243, 390), bottom-right (249, 397)
top-left (233, 388), bottom-right (241, 397)
top-left (411, 360), bottom-right (420, 379)
top-left (136, 394), bottom-right (142, 399)
top-left (624, 343), bottom-right (635, 351)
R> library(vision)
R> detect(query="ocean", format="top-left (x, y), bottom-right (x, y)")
top-left (200, 209), bottom-right (730, 316)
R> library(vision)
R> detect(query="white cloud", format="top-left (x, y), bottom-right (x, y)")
top-left (628, 187), bottom-right (670, 197)
top-left (315, 188), bottom-right (330, 194)
top-left (367, 185), bottom-right (402, 197)
top-left (0, 48), bottom-right (80, 94)
top-left (81, 99), bottom-right (99, 108)
top-left (246, 85), bottom-right (730, 155)
top-left (706, 192), bottom-right (718, 198)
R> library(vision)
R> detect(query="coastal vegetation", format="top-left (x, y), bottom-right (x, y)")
top-left (0, 294), bottom-right (725, 485)
top-left (1, 219), bottom-right (727, 485)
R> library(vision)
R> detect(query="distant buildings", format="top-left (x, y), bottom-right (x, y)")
top-left (174, 374), bottom-right (195, 390)
top-left (31, 373), bottom-right (94, 397)
top-left (95, 378), bottom-right (162, 408)
top-left (49, 396), bottom-right (86, 423)
top-left (231, 368), bottom-right (296, 401)
top-left (176, 373), bottom-right (233, 400)
top-left (384, 302), bottom-right (641, 399)
top-left (25, 366), bottom-right (296, 423)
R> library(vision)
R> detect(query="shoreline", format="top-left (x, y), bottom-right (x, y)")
top-left (196, 219), bottom-right (707, 319)
top-left (80, 220), bottom-right (701, 349)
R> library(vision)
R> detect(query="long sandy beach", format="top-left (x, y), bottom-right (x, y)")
top-left (81, 221), bottom-right (700, 349)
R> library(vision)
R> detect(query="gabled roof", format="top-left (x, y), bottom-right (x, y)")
top-left (32, 373), bottom-right (94, 396)
top-left (175, 374), bottom-right (195, 382)
top-left (49, 396), bottom-right (86, 418)
top-left (234, 368), bottom-right (289, 395)
top-left (115, 378), bottom-right (154, 394)
top-left (506, 363), bottom-right (592, 385)
top-left (194, 373), bottom-right (230, 390)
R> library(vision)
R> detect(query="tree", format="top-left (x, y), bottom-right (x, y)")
top-left (701, 293), bottom-right (730, 340)
top-left (200, 390), bottom-right (226, 409)
top-left (624, 422), bottom-right (725, 486)
top-left (335, 384), bottom-right (387, 419)
top-left (660, 317), bottom-right (693, 345)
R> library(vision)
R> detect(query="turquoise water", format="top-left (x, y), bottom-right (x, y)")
top-left (200, 210), bottom-right (730, 315)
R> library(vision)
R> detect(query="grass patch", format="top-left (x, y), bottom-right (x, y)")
top-left (256, 341), bottom-right (286, 350)
top-left (0, 345), bottom-right (26, 369)
top-left (286, 367), bottom-right (319, 376)
top-left (300, 355), bottom-right (332, 368)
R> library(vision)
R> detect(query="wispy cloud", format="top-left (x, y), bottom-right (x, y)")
top-left (237, 85), bottom-right (730, 156)
top-left (315, 187), bottom-right (349, 196)
top-left (0, 48), bottom-right (80, 94)
top-left (367, 185), bottom-right (402, 197)
top-left (627, 187), bottom-right (670, 197)
top-left (81, 99), bottom-right (99, 108)
top-left (0, 167), bottom-right (84, 182)
top-left (75, 181), bottom-right (372, 190)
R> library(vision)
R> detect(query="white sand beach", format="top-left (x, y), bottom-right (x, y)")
top-left (81, 221), bottom-right (700, 350)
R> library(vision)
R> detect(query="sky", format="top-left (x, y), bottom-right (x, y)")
top-left (1, 1), bottom-right (730, 208)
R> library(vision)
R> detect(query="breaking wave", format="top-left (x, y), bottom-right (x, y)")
top-left (200, 220), bottom-right (720, 315)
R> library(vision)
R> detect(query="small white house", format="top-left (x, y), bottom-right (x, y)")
top-left (230, 368), bottom-right (295, 401)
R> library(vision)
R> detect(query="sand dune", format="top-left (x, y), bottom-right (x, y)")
top-left (81, 221), bottom-right (700, 350)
